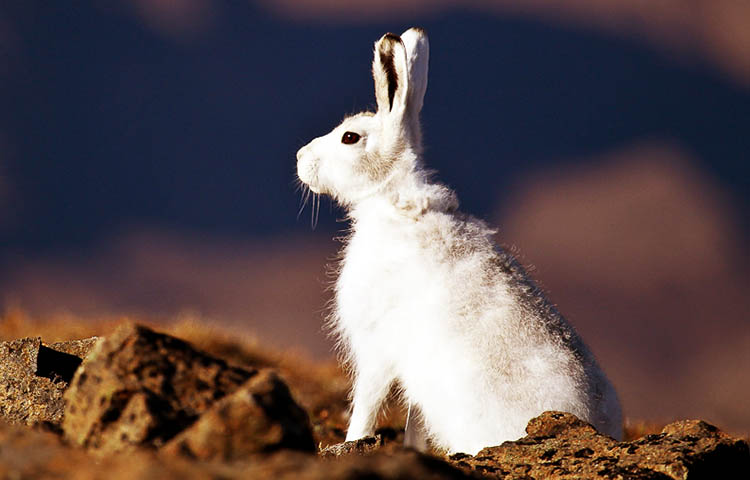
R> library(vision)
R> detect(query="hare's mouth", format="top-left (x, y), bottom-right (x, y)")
top-left (297, 175), bottom-right (322, 194)
top-left (296, 159), bottom-right (319, 191)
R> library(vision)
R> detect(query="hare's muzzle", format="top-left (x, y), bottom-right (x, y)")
top-left (296, 146), bottom-right (321, 193)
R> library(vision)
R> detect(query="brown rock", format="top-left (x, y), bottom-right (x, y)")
top-left (451, 411), bottom-right (750, 479)
top-left (618, 420), bottom-right (750, 480)
top-left (0, 418), bottom-right (99, 478)
top-left (0, 417), bottom-right (254, 479)
top-left (0, 336), bottom-right (96, 425)
top-left (163, 369), bottom-right (315, 460)
top-left (46, 337), bottom-right (99, 359)
top-left (62, 322), bottom-right (256, 453)
top-left (244, 449), bottom-right (476, 479)
top-left (524, 410), bottom-right (602, 438)
top-left (0, 419), bottom-right (473, 480)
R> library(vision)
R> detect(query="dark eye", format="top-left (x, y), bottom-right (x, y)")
top-left (341, 131), bottom-right (361, 145)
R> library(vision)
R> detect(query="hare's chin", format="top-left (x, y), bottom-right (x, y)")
top-left (297, 170), bottom-right (322, 193)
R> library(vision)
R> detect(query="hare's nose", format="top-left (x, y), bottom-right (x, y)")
top-left (296, 146), bottom-right (308, 162)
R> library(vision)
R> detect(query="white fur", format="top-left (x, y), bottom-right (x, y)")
top-left (296, 27), bottom-right (622, 455)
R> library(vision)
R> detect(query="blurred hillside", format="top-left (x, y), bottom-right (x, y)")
top-left (0, 1), bottom-right (748, 437)
top-left (494, 141), bottom-right (749, 435)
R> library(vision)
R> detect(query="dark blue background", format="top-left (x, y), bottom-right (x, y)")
top-left (2, 2), bottom-right (748, 257)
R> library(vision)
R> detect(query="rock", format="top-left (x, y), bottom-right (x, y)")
top-left (451, 411), bottom-right (750, 479)
top-left (0, 417), bottom-right (253, 479)
top-left (0, 417), bottom-right (99, 478)
top-left (62, 323), bottom-right (315, 458)
top-left (619, 420), bottom-right (750, 480)
top-left (245, 450), bottom-right (476, 479)
top-left (3, 320), bottom-right (747, 479)
top-left (62, 322), bottom-right (256, 453)
top-left (525, 410), bottom-right (602, 438)
top-left (46, 337), bottom-right (99, 359)
top-left (0, 419), bottom-right (472, 480)
top-left (0, 336), bottom-right (97, 425)
top-left (319, 435), bottom-right (386, 458)
top-left (163, 369), bottom-right (316, 460)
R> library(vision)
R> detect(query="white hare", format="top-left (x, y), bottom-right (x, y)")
top-left (296, 27), bottom-right (622, 455)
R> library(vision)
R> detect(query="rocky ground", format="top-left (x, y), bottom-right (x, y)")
top-left (0, 317), bottom-right (747, 479)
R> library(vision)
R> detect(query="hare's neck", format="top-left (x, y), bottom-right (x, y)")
top-left (349, 195), bottom-right (409, 224)
top-left (349, 176), bottom-right (458, 224)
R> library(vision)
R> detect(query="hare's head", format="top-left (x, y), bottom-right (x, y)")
top-left (297, 28), bottom-right (429, 208)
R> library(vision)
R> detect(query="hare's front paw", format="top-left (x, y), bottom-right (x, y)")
top-left (319, 436), bottom-right (385, 458)
top-left (345, 364), bottom-right (396, 442)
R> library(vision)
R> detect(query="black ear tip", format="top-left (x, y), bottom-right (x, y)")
top-left (378, 33), bottom-right (405, 58)
top-left (383, 32), bottom-right (401, 42)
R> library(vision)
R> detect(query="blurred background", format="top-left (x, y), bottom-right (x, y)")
top-left (0, 1), bottom-right (747, 435)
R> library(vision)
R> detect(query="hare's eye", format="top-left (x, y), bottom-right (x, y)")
top-left (341, 132), bottom-right (361, 145)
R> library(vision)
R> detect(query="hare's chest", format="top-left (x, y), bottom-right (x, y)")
top-left (335, 229), bottom-right (437, 330)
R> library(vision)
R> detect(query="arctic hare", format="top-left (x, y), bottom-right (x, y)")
top-left (296, 27), bottom-right (622, 455)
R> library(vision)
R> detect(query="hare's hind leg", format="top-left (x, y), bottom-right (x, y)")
top-left (404, 403), bottom-right (428, 451)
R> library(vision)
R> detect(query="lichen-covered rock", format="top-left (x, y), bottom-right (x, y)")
top-left (450, 411), bottom-right (750, 479)
top-left (62, 322), bottom-right (256, 453)
top-left (163, 369), bottom-right (316, 460)
top-left (0, 336), bottom-right (96, 425)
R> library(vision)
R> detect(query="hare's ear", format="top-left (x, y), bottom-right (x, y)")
top-left (400, 27), bottom-right (429, 117)
top-left (373, 33), bottom-right (409, 115)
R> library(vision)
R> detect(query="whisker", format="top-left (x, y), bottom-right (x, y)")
top-left (298, 184), bottom-right (308, 208)
top-left (311, 192), bottom-right (320, 230)
top-left (297, 184), bottom-right (311, 220)
top-left (309, 192), bottom-right (315, 228)
top-left (316, 193), bottom-right (321, 228)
